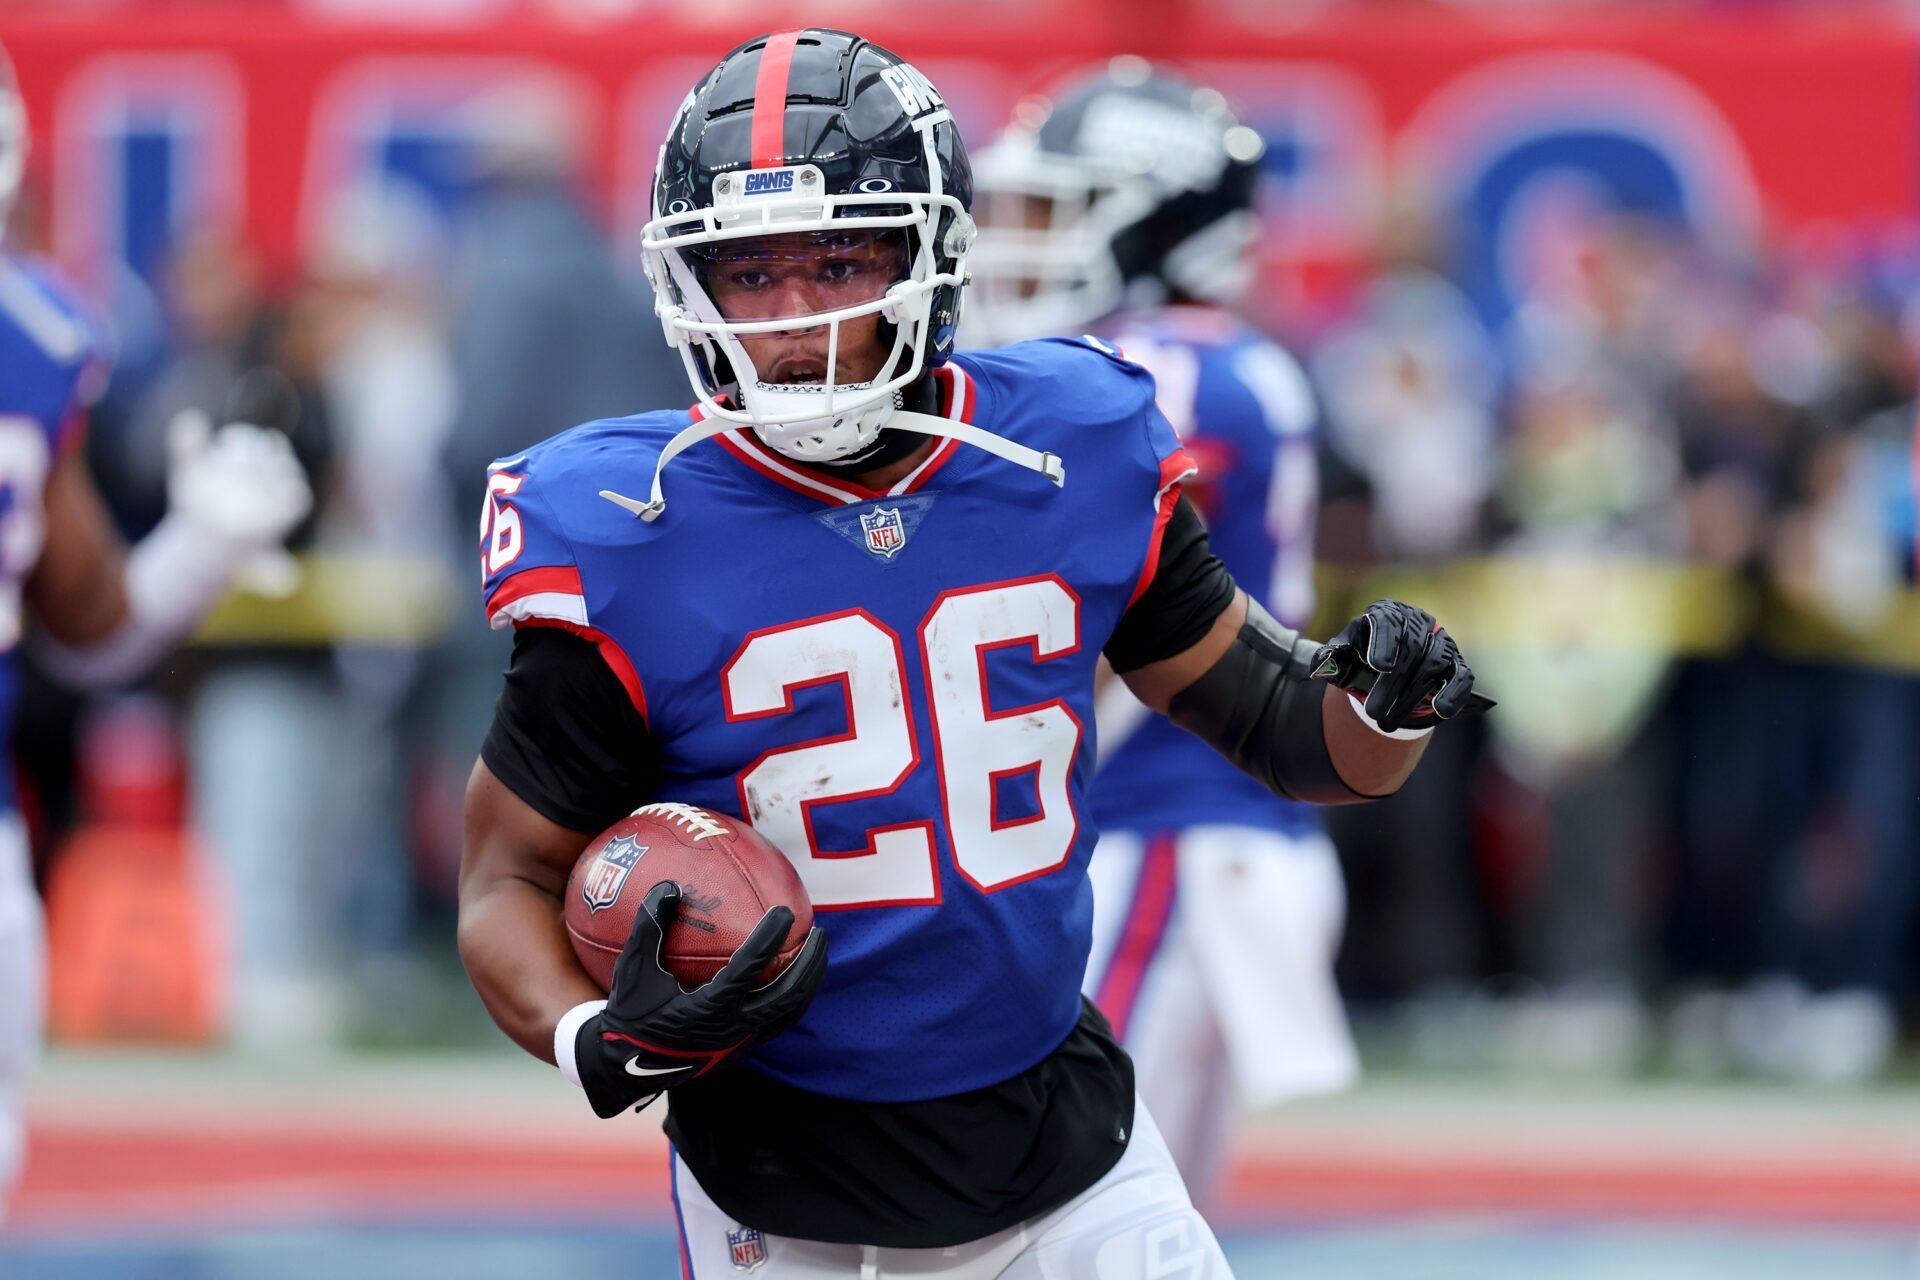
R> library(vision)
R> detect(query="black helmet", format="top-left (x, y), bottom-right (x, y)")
top-left (642, 29), bottom-right (975, 467)
top-left (969, 57), bottom-right (1266, 344)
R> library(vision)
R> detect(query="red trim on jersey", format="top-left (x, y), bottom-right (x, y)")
top-left (721, 607), bottom-right (941, 911)
top-left (893, 436), bottom-right (959, 493)
top-left (714, 365), bottom-right (973, 506)
top-left (987, 762), bottom-right (1045, 832)
top-left (917, 573), bottom-right (1085, 897)
top-left (1095, 833), bottom-right (1179, 1042)
top-left (484, 564), bottom-right (584, 617)
top-left (722, 431), bottom-right (884, 502)
top-left (1126, 448), bottom-right (1198, 607)
top-left (511, 616), bottom-right (649, 728)
top-left (750, 31), bottom-right (803, 168)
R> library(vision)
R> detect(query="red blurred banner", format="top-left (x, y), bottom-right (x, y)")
top-left (0, 8), bottom-right (1913, 302)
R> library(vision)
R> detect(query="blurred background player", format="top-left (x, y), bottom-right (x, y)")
top-left (970, 59), bottom-right (1357, 1207)
top-left (0, 42), bottom-right (311, 1221)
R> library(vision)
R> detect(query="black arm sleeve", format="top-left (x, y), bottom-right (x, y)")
top-left (1101, 493), bottom-right (1364, 805)
top-left (1164, 597), bottom-right (1366, 805)
top-left (480, 626), bottom-right (659, 833)
top-left (1103, 494), bottom-right (1237, 673)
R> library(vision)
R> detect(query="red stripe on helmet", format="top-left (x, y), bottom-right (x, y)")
top-left (750, 30), bottom-right (803, 168)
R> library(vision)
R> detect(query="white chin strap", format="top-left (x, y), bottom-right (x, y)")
top-left (598, 406), bottom-right (1065, 523)
top-left (742, 382), bottom-right (892, 464)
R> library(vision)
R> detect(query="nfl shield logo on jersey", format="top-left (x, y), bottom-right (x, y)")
top-left (580, 835), bottom-right (646, 913)
top-left (727, 1225), bottom-right (767, 1271)
top-left (859, 505), bottom-right (907, 559)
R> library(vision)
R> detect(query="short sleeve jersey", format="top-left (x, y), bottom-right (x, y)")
top-left (1089, 306), bottom-right (1325, 838)
top-left (0, 255), bottom-right (103, 814)
top-left (478, 337), bottom-right (1192, 1102)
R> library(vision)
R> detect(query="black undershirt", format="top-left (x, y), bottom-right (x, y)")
top-left (479, 493), bottom-right (1234, 1246)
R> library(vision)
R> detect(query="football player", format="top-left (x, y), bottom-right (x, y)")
top-left (458, 30), bottom-right (1478, 1277)
top-left (968, 61), bottom-right (1358, 1207)
top-left (0, 44), bottom-right (312, 1221)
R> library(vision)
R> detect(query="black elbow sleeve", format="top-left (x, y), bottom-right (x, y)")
top-left (1164, 598), bottom-right (1363, 806)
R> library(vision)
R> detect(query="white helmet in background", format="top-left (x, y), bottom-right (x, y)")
top-left (969, 57), bottom-right (1267, 346)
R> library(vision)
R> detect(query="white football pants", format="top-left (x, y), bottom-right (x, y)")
top-left (672, 1099), bottom-right (1230, 1278)
top-left (0, 812), bottom-right (41, 1224)
top-left (1084, 826), bottom-right (1358, 1207)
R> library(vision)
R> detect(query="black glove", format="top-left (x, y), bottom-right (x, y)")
top-left (1310, 599), bottom-right (1490, 733)
top-left (574, 881), bottom-right (827, 1119)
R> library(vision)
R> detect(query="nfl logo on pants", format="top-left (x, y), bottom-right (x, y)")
top-left (727, 1225), bottom-right (766, 1271)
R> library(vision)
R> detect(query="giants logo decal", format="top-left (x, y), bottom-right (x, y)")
top-left (880, 63), bottom-right (946, 120)
top-left (742, 169), bottom-right (795, 197)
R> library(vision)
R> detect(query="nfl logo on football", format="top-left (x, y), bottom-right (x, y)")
top-left (727, 1225), bottom-right (767, 1271)
top-left (580, 835), bottom-right (646, 912)
top-left (860, 505), bottom-right (907, 559)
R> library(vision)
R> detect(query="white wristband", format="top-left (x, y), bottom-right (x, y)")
top-left (1345, 690), bottom-right (1436, 741)
top-left (553, 999), bottom-right (608, 1088)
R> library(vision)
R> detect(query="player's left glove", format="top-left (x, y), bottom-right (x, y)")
top-left (573, 882), bottom-right (827, 1119)
top-left (1311, 598), bottom-right (1489, 733)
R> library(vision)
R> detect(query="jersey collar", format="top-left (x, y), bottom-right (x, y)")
top-left (712, 364), bottom-right (973, 507)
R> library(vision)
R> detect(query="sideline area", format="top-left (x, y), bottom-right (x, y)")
top-left (7, 1050), bottom-right (1918, 1277)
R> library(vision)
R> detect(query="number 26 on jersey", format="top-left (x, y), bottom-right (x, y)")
top-left (723, 576), bottom-right (1082, 910)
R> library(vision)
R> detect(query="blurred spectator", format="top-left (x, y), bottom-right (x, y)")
top-left (428, 78), bottom-right (685, 840)
top-left (441, 79), bottom-right (683, 496)
top-left (309, 179), bottom-right (461, 1013)
top-left (1313, 205), bottom-right (1500, 565)
top-left (156, 235), bottom-right (342, 1049)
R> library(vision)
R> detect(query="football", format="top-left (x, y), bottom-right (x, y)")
top-left (563, 803), bottom-right (813, 991)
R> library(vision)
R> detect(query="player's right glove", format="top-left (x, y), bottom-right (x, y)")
top-left (1311, 598), bottom-right (1488, 732)
top-left (573, 881), bottom-right (826, 1119)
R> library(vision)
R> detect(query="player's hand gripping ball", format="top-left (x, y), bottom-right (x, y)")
top-left (566, 802), bottom-right (814, 989)
top-left (563, 804), bottom-right (825, 1118)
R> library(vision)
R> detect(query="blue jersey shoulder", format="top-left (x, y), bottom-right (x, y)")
top-left (954, 336), bottom-right (1186, 503)
top-left (0, 255), bottom-right (104, 446)
top-left (955, 335), bottom-right (1158, 430)
top-left (494, 408), bottom-right (688, 485)
top-left (479, 409), bottom-right (692, 624)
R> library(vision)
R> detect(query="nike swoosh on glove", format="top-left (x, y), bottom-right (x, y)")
top-left (1310, 598), bottom-right (1491, 733)
top-left (574, 881), bottom-right (827, 1119)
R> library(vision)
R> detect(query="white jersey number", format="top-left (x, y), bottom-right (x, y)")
top-left (722, 579), bottom-right (1083, 910)
top-left (479, 470), bottom-right (525, 578)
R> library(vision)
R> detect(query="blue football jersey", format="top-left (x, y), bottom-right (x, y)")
top-left (480, 338), bottom-right (1194, 1102)
top-left (0, 255), bottom-right (101, 814)
top-left (1088, 306), bottom-right (1324, 839)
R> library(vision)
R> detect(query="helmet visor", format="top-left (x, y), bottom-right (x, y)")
top-left (691, 227), bottom-right (911, 325)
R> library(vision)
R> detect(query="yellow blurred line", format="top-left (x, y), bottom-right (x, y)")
top-left (188, 551), bottom-right (1920, 675)
top-left (190, 552), bottom-right (461, 648)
